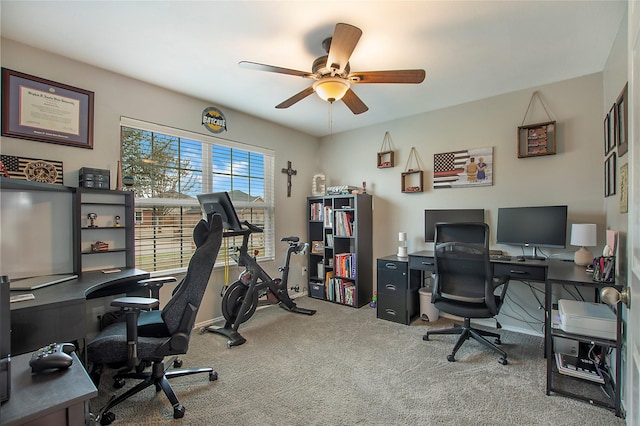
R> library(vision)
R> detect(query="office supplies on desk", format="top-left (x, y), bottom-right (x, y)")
top-left (9, 274), bottom-right (78, 291)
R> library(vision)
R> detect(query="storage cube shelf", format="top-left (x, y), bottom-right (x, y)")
top-left (307, 194), bottom-right (372, 308)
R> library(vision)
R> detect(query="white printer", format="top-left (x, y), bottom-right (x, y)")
top-left (558, 299), bottom-right (617, 340)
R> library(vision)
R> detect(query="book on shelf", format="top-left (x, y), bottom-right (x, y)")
top-left (334, 211), bottom-right (354, 236)
top-left (324, 206), bottom-right (333, 227)
top-left (310, 202), bottom-right (324, 221)
top-left (325, 234), bottom-right (334, 248)
top-left (554, 353), bottom-right (605, 384)
top-left (334, 252), bottom-right (356, 278)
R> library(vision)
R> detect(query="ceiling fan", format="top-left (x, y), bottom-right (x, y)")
top-left (239, 23), bottom-right (426, 114)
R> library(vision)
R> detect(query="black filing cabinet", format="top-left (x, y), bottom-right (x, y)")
top-left (376, 256), bottom-right (419, 325)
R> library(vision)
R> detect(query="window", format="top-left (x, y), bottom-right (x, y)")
top-left (120, 117), bottom-right (274, 274)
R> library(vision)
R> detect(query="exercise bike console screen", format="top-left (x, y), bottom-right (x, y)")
top-left (197, 192), bottom-right (243, 231)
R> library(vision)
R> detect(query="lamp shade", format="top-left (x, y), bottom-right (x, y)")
top-left (570, 223), bottom-right (597, 266)
top-left (570, 224), bottom-right (597, 247)
top-left (313, 77), bottom-right (350, 102)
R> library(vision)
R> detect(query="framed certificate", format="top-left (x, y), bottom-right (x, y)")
top-left (2, 68), bottom-right (94, 149)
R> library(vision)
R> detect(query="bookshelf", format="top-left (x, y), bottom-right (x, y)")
top-left (307, 194), bottom-right (372, 308)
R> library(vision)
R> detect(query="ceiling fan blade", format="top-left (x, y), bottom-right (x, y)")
top-left (275, 86), bottom-right (315, 109)
top-left (326, 23), bottom-right (362, 72)
top-left (349, 70), bottom-right (426, 84)
top-left (239, 61), bottom-right (314, 78)
top-left (342, 89), bottom-right (369, 115)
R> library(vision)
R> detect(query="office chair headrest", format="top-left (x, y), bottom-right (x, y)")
top-left (193, 219), bottom-right (210, 248)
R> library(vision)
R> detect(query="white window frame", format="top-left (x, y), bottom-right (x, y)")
top-left (120, 116), bottom-right (275, 274)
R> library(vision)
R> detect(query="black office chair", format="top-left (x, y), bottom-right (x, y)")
top-left (87, 214), bottom-right (223, 425)
top-left (422, 222), bottom-right (510, 365)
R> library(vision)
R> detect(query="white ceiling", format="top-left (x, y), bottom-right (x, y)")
top-left (1, 1), bottom-right (627, 138)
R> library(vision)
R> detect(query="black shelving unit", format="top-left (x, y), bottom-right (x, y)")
top-left (76, 188), bottom-right (135, 272)
top-left (307, 194), bottom-right (372, 308)
top-left (545, 264), bottom-right (624, 418)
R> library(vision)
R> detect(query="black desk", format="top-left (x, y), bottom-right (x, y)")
top-left (9, 268), bottom-right (149, 355)
top-left (408, 250), bottom-right (548, 284)
top-left (1, 351), bottom-right (97, 426)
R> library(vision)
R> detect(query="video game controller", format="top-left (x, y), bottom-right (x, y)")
top-left (29, 342), bottom-right (75, 373)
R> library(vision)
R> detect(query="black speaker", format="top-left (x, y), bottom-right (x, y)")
top-left (0, 275), bottom-right (10, 403)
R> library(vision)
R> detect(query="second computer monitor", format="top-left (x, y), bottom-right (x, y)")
top-left (424, 209), bottom-right (485, 242)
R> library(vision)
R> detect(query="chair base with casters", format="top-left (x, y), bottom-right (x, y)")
top-left (423, 318), bottom-right (508, 365)
top-left (92, 356), bottom-right (217, 425)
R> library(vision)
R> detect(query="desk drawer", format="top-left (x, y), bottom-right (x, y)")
top-left (409, 256), bottom-right (435, 272)
top-left (493, 263), bottom-right (546, 282)
top-left (377, 290), bottom-right (418, 325)
top-left (377, 259), bottom-right (408, 294)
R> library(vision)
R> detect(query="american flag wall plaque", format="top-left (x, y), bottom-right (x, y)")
top-left (433, 147), bottom-right (493, 189)
top-left (0, 154), bottom-right (63, 185)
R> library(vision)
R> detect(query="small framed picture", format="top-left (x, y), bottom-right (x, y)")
top-left (604, 105), bottom-right (615, 155)
top-left (517, 121), bottom-right (556, 158)
top-left (615, 83), bottom-right (628, 157)
top-left (604, 152), bottom-right (617, 197)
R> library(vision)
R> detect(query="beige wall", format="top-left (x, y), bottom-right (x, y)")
top-left (320, 73), bottom-right (606, 334)
top-left (0, 38), bottom-right (320, 326)
top-left (320, 74), bottom-right (605, 261)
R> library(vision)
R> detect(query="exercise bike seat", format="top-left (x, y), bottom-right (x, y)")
top-left (281, 236), bottom-right (300, 243)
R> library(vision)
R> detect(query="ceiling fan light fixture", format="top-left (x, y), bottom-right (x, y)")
top-left (313, 77), bottom-right (350, 103)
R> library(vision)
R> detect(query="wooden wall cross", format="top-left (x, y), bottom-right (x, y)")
top-left (281, 161), bottom-right (297, 197)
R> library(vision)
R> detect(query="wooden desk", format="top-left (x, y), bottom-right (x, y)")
top-left (545, 261), bottom-right (623, 417)
top-left (1, 351), bottom-right (97, 426)
top-left (9, 268), bottom-right (149, 355)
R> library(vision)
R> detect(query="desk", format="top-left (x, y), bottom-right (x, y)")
top-left (9, 268), bottom-right (149, 355)
top-left (408, 249), bottom-right (548, 284)
top-left (1, 351), bottom-right (97, 426)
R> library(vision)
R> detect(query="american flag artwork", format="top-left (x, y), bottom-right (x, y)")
top-left (0, 154), bottom-right (64, 184)
top-left (433, 147), bottom-right (493, 189)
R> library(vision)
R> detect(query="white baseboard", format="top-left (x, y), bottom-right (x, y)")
top-left (194, 289), bottom-right (308, 330)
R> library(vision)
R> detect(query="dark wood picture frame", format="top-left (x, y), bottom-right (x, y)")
top-left (517, 121), bottom-right (556, 158)
top-left (615, 82), bottom-right (628, 157)
top-left (605, 152), bottom-right (616, 197)
top-left (1, 68), bottom-right (94, 149)
top-left (604, 104), bottom-right (615, 155)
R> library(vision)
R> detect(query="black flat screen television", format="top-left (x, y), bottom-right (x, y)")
top-left (424, 209), bottom-right (485, 242)
top-left (496, 205), bottom-right (568, 254)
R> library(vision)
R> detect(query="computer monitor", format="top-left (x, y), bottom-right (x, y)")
top-left (424, 209), bottom-right (485, 242)
top-left (197, 192), bottom-right (243, 231)
top-left (496, 205), bottom-right (568, 257)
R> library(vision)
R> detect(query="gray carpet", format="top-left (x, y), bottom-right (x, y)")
top-left (90, 296), bottom-right (625, 425)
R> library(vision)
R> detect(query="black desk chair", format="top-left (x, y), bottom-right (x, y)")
top-left (423, 222), bottom-right (510, 365)
top-left (87, 214), bottom-right (223, 425)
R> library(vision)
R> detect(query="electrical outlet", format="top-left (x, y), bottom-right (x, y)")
top-left (301, 266), bottom-right (307, 277)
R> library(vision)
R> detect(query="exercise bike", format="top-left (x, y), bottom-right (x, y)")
top-left (197, 192), bottom-right (316, 347)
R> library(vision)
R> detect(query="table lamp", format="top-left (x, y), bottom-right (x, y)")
top-left (570, 223), bottom-right (597, 266)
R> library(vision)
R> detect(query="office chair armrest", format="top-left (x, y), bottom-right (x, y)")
top-left (110, 297), bottom-right (159, 368)
top-left (137, 277), bottom-right (177, 300)
top-left (111, 296), bottom-right (160, 311)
